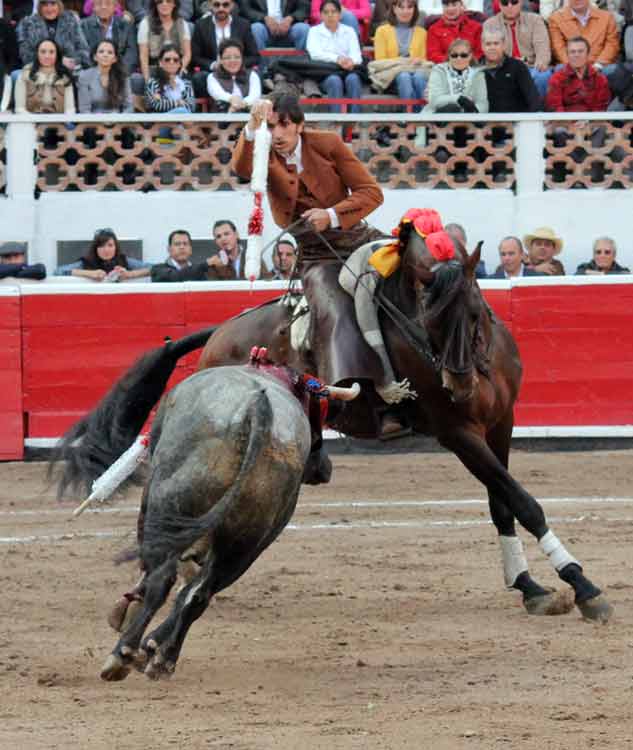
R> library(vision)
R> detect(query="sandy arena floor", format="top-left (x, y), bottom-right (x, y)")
top-left (1, 450), bottom-right (632, 750)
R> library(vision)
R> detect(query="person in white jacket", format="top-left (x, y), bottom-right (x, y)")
top-left (306, 0), bottom-right (363, 112)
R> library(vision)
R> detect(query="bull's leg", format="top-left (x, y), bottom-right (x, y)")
top-left (439, 427), bottom-right (612, 623)
top-left (100, 557), bottom-right (178, 681)
top-left (485, 415), bottom-right (573, 616)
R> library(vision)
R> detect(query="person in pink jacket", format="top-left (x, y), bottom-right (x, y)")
top-left (309, 0), bottom-right (371, 39)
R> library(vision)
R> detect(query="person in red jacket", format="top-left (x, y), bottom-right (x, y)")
top-left (545, 36), bottom-right (611, 112)
top-left (426, 0), bottom-right (483, 63)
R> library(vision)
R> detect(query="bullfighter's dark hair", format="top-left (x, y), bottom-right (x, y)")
top-left (271, 93), bottom-right (305, 125)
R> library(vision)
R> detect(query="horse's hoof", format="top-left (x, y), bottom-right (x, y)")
top-left (577, 594), bottom-right (613, 624)
top-left (524, 589), bottom-right (574, 616)
top-left (100, 653), bottom-right (131, 682)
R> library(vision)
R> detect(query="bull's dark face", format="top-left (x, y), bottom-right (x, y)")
top-left (302, 445), bottom-right (332, 485)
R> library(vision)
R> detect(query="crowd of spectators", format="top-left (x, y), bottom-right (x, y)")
top-left (3, 0), bottom-right (633, 115)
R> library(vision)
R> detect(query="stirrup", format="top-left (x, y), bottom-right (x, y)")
top-left (376, 379), bottom-right (418, 405)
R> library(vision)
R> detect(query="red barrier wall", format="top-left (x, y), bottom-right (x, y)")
top-left (7, 278), bottom-right (633, 451)
top-left (0, 288), bottom-right (23, 460)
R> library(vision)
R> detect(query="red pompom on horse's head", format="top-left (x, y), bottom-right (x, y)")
top-left (393, 208), bottom-right (455, 263)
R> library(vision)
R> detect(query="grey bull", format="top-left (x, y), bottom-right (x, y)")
top-left (101, 364), bottom-right (314, 681)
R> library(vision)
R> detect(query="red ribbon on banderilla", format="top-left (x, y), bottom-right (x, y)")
top-left (244, 121), bottom-right (272, 284)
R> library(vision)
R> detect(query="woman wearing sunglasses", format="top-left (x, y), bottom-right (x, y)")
top-left (206, 38), bottom-right (261, 112)
top-left (55, 228), bottom-right (151, 281)
top-left (137, 0), bottom-right (191, 83)
top-left (146, 43), bottom-right (195, 112)
top-left (373, 0), bottom-right (428, 110)
top-left (424, 37), bottom-right (488, 112)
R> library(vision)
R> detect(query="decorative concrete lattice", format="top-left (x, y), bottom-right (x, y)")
top-left (35, 120), bottom-right (516, 192)
top-left (544, 120), bottom-right (633, 189)
top-left (0, 126), bottom-right (6, 194)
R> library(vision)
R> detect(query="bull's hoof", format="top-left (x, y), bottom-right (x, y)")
top-left (577, 594), bottom-right (613, 624)
top-left (100, 653), bottom-right (131, 682)
top-left (524, 589), bottom-right (574, 616)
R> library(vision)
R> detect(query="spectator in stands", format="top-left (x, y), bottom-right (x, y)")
top-left (18, 0), bottom-right (91, 73)
top-left (212, 219), bottom-right (250, 278)
top-left (607, 63), bottom-right (633, 111)
top-left (424, 37), bottom-right (488, 112)
top-left (482, 27), bottom-right (540, 111)
top-left (445, 222), bottom-right (487, 277)
top-left (575, 236), bottom-right (630, 275)
top-left (81, 0), bottom-right (139, 75)
top-left (373, 0), bottom-right (428, 108)
top-left (426, 0), bottom-right (483, 64)
top-left (55, 227), bottom-right (150, 281)
top-left (240, 0), bottom-right (311, 53)
top-left (78, 40), bottom-right (133, 112)
top-left (270, 237), bottom-right (297, 279)
top-left (546, 36), bottom-right (610, 113)
top-left (0, 16), bottom-right (19, 75)
top-left (488, 235), bottom-right (542, 278)
top-left (14, 39), bottom-right (76, 113)
top-left (138, 0), bottom-right (192, 85)
top-left (623, 0), bottom-right (633, 62)
top-left (206, 38), bottom-right (261, 110)
top-left (523, 226), bottom-right (565, 275)
top-left (56, 228), bottom-right (151, 280)
top-left (309, 0), bottom-right (371, 39)
top-left (145, 42), bottom-right (195, 112)
top-left (191, 0), bottom-right (259, 98)
top-left (482, 0), bottom-right (551, 99)
top-left (0, 242), bottom-right (47, 281)
top-left (548, 0), bottom-right (620, 74)
top-left (151, 229), bottom-right (237, 280)
top-left (306, 0), bottom-right (363, 113)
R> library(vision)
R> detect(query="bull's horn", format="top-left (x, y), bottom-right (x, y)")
top-left (326, 382), bottom-right (361, 401)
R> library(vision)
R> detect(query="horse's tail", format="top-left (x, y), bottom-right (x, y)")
top-left (50, 326), bottom-right (217, 499)
top-left (141, 388), bottom-right (272, 570)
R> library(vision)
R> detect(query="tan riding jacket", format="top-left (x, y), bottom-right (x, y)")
top-left (232, 129), bottom-right (383, 231)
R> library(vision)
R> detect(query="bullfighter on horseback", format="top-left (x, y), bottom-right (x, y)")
top-left (231, 94), bottom-right (410, 438)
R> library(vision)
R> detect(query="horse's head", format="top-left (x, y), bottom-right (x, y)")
top-left (403, 231), bottom-right (485, 404)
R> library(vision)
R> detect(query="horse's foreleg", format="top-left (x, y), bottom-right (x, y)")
top-left (485, 417), bottom-right (570, 614)
top-left (439, 427), bottom-right (612, 623)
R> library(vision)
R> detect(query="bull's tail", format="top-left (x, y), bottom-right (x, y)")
top-left (50, 326), bottom-right (217, 499)
top-left (141, 388), bottom-right (272, 571)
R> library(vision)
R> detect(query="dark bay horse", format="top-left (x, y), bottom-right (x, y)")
top-left (54, 224), bottom-right (613, 624)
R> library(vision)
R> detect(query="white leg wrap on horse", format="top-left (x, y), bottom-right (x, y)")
top-left (538, 530), bottom-right (579, 571)
top-left (499, 535), bottom-right (528, 588)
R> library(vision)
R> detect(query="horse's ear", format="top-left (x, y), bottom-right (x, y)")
top-left (465, 241), bottom-right (483, 279)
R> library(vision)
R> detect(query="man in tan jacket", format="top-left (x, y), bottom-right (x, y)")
top-left (483, 0), bottom-right (552, 97)
top-left (548, 0), bottom-right (620, 70)
top-left (232, 95), bottom-right (411, 437)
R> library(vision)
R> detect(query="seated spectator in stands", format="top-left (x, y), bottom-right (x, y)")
top-left (548, 0), bottom-right (619, 74)
top-left (240, 0), bottom-right (311, 52)
top-left (309, 0), bottom-right (371, 39)
top-left (373, 0), bottom-right (428, 108)
top-left (489, 236), bottom-right (542, 278)
top-left (78, 40), bottom-right (133, 112)
top-left (17, 0), bottom-right (91, 73)
top-left (212, 219), bottom-right (270, 278)
top-left (14, 39), bottom-right (76, 114)
top-left (482, 27), bottom-right (540, 111)
top-left (81, 0), bottom-right (139, 75)
top-left (545, 36), bottom-right (610, 113)
top-left (483, 0), bottom-right (551, 99)
top-left (55, 228), bottom-right (151, 281)
top-left (607, 63), bottom-right (633, 111)
top-left (424, 37), bottom-right (488, 112)
top-left (207, 38), bottom-right (261, 110)
top-left (0, 242), bottom-right (47, 281)
top-left (145, 43), bottom-right (196, 112)
top-left (151, 229), bottom-right (237, 281)
top-left (0, 17), bottom-right (19, 76)
top-left (523, 226), bottom-right (565, 275)
top-left (426, 0), bottom-right (483, 64)
top-left (575, 236), bottom-right (630, 275)
top-left (306, 0), bottom-right (363, 113)
top-left (270, 238), bottom-right (297, 279)
top-left (445, 222), bottom-right (487, 277)
top-left (138, 0), bottom-right (192, 86)
top-left (191, 0), bottom-right (259, 98)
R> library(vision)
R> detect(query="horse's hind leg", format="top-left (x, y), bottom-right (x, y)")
top-left (485, 416), bottom-right (573, 616)
top-left (440, 427), bottom-right (613, 623)
top-left (100, 557), bottom-right (178, 681)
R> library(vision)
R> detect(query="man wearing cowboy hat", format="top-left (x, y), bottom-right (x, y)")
top-left (523, 226), bottom-right (566, 275)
